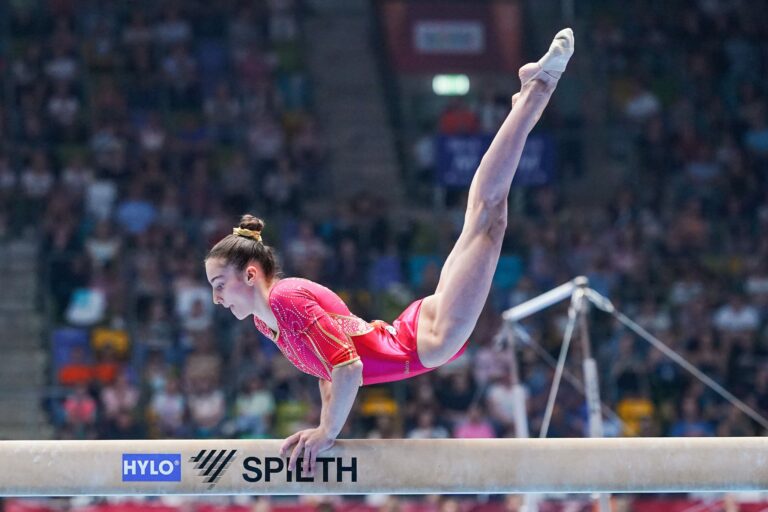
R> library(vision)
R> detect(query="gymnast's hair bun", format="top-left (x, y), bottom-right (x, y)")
top-left (239, 214), bottom-right (265, 234)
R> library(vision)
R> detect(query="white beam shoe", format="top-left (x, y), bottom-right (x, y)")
top-left (521, 28), bottom-right (575, 86)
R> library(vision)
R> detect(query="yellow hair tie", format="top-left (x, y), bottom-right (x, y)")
top-left (232, 227), bottom-right (262, 242)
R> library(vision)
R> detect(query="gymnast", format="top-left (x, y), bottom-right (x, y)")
top-left (205, 29), bottom-right (574, 475)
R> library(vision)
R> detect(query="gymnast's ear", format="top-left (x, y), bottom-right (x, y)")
top-left (244, 264), bottom-right (264, 285)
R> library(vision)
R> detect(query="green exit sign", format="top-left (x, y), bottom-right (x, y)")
top-left (432, 74), bottom-right (470, 96)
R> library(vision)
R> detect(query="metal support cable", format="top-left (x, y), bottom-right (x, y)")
top-left (585, 289), bottom-right (768, 431)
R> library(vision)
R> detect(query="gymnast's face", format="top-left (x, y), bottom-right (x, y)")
top-left (205, 258), bottom-right (262, 320)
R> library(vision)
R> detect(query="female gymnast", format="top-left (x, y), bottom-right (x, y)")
top-left (205, 29), bottom-right (574, 475)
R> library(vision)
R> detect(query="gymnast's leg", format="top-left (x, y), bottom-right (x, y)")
top-left (416, 29), bottom-right (574, 368)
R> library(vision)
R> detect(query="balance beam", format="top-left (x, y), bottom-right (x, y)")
top-left (0, 437), bottom-right (766, 496)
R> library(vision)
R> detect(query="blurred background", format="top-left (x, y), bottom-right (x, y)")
top-left (1, 0), bottom-right (768, 510)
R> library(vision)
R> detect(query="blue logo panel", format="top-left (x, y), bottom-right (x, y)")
top-left (122, 454), bottom-right (181, 482)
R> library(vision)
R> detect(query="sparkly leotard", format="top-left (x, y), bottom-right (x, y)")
top-left (252, 278), bottom-right (467, 385)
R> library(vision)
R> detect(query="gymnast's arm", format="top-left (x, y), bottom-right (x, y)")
top-left (320, 360), bottom-right (363, 437)
top-left (281, 360), bottom-right (363, 475)
top-left (319, 376), bottom-right (332, 427)
top-left (277, 292), bottom-right (363, 474)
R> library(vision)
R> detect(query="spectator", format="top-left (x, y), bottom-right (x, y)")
top-left (187, 377), bottom-right (226, 437)
top-left (148, 375), bottom-right (186, 438)
top-left (623, 79), bottom-right (661, 124)
top-left (102, 409), bottom-right (145, 439)
top-left (100, 371), bottom-right (140, 424)
top-left (285, 221), bottom-right (330, 278)
top-left (141, 348), bottom-right (172, 394)
top-left (247, 113), bottom-right (285, 166)
top-left (438, 98), bottom-right (480, 134)
top-left (182, 297), bottom-right (214, 335)
top-left (453, 403), bottom-right (496, 438)
top-left (367, 414), bottom-right (403, 439)
top-left (61, 154), bottom-right (94, 198)
top-left (204, 83), bottom-right (242, 143)
top-left (712, 293), bottom-right (761, 336)
top-left (44, 45), bottom-right (79, 84)
top-left (122, 12), bottom-right (154, 48)
top-left (232, 374), bottom-right (276, 438)
top-left (85, 174), bottom-right (118, 221)
top-left (20, 151), bottom-right (55, 221)
top-left (616, 386), bottom-right (655, 437)
top-left (115, 182), bottom-right (158, 235)
top-left (669, 396), bottom-right (715, 437)
top-left (62, 384), bottom-right (97, 438)
top-left (154, 6), bottom-right (192, 47)
top-left (84, 219), bottom-right (121, 269)
top-left (486, 371), bottom-right (519, 434)
top-left (0, 156), bottom-right (17, 204)
top-left (406, 410), bottom-right (449, 439)
top-left (137, 112), bottom-right (168, 154)
top-left (89, 121), bottom-right (127, 175)
top-left (183, 331), bottom-right (223, 390)
top-left (92, 345), bottom-right (122, 386)
top-left (436, 369), bottom-right (476, 422)
top-left (58, 346), bottom-right (93, 388)
top-left (162, 44), bottom-right (199, 108)
top-left (262, 156), bottom-right (300, 214)
top-left (220, 152), bottom-right (256, 212)
top-left (46, 81), bottom-right (80, 138)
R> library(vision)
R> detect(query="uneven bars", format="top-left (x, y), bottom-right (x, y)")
top-left (501, 277), bottom-right (585, 322)
top-left (1, 437), bottom-right (767, 496)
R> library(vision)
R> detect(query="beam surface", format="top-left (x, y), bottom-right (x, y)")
top-left (0, 437), bottom-right (767, 496)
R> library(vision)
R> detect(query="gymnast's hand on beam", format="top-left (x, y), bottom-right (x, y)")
top-left (280, 426), bottom-right (336, 476)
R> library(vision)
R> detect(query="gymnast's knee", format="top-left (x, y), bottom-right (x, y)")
top-left (418, 325), bottom-right (468, 368)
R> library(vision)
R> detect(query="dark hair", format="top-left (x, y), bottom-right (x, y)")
top-left (205, 214), bottom-right (281, 280)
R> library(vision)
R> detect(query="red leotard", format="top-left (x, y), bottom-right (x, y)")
top-left (252, 278), bottom-right (467, 385)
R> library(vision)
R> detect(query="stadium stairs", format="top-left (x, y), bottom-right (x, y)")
top-left (304, 0), bottom-right (403, 206)
top-left (0, 240), bottom-right (53, 439)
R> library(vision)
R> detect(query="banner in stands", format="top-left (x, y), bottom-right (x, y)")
top-left (435, 133), bottom-right (556, 187)
top-left (377, 0), bottom-right (522, 73)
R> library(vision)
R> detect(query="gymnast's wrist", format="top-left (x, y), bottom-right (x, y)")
top-left (318, 423), bottom-right (339, 439)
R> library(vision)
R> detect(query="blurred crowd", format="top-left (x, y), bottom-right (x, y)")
top-left (581, 0), bottom-right (768, 437)
top-left (0, 0), bottom-right (766, 461)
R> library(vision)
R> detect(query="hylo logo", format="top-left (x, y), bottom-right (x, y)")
top-left (122, 454), bottom-right (181, 482)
